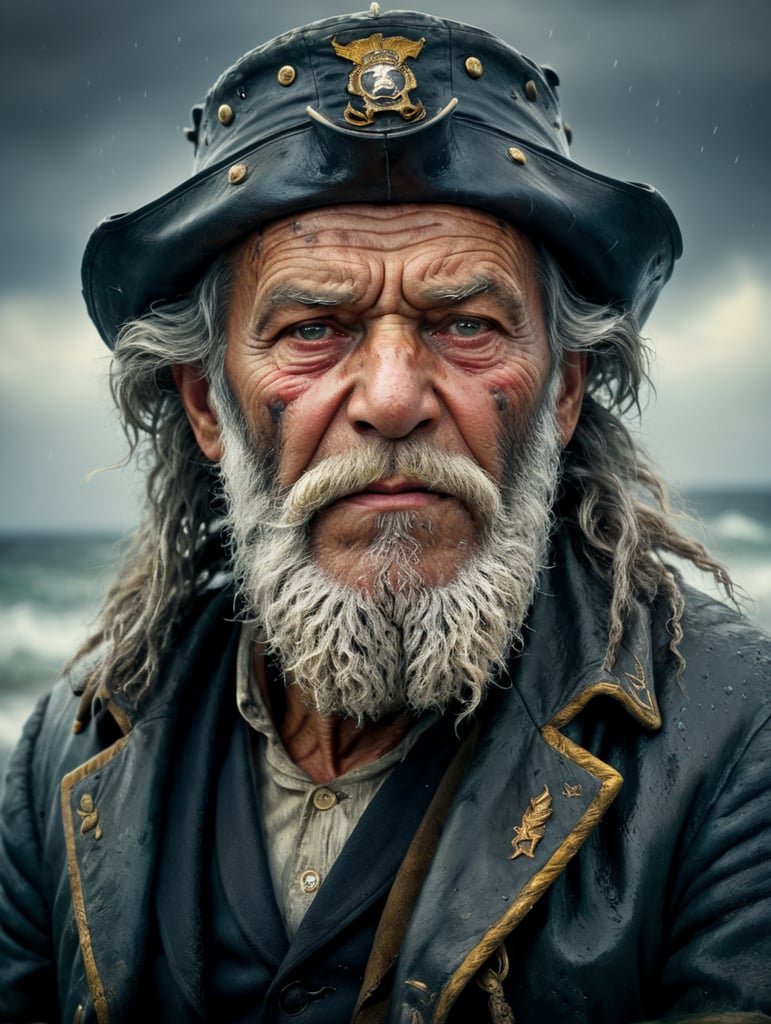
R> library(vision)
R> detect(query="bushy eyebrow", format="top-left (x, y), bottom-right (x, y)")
top-left (252, 276), bottom-right (529, 335)
top-left (253, 285), bottom-right (358, 336)
top-left (418, 276), bottom-right (528, 323)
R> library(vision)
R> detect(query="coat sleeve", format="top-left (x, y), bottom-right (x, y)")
top-left (660, 705), bottom-right (771, 1017)
top-left (0, 692), bottom-right (59, 1022)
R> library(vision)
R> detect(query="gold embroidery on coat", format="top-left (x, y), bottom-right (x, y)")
top-left (625, 655), bottom-right (654, 712)
top-left (332, 32), bottom-right (426, 126)
top-left (76, 793), bottom-right (103, 841)
top-left (509, 784), bottom-right (553, 859)
top-left (562, 782), bottom-right (583, 799)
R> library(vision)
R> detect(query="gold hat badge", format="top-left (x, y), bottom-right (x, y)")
top-left (331, 32), bottom-right (427, 126)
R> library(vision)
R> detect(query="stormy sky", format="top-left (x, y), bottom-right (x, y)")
top-left (1, 0), bottom-right (769, 531)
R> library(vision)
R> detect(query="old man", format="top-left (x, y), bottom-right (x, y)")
top-left (1, 7), bottom-right (769, 1024)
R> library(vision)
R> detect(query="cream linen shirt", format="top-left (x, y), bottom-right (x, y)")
top-left (235, 623), bottom-right (437, 939)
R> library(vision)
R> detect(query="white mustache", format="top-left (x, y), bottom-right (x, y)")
top-left (280, 441), bottom-right (502, 527)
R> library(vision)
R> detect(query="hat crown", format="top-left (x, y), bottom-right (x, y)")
top-left (188, 10), bottom-right (571, 173)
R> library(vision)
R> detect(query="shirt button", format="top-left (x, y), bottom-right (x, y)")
top-left (312, 787), bottom-right (337, 811)
top-left (301, 869), bottom-right (321, 894)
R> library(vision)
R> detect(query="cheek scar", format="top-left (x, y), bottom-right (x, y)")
top-left (491, 387), bottom-right (507, 412)
top-left (270, 400), bottom-right (286, 424)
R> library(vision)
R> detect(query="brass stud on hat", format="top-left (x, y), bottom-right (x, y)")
top-left (507, 147), bottom-right (527, 166)
top-left (228, 163), bottom-right (248, 185)
top-left (525, 80), bottom-right (538, 101)
top-left (465, 57), bottom-right (483, 79)
top-left (277, 65), bottom-right (296, 86)
top-left (218, 103), bottom-right (234, 125)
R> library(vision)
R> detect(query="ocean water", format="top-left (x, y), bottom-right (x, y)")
top-left (0, 533), bottom-right (128, 781)
top-left (1, 489), bottom-right (770, 781)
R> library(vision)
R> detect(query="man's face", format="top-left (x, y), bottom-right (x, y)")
top-left (214, 204), bottom-right (583, 590)
top-left (174, 203), bottom-right (586, 720)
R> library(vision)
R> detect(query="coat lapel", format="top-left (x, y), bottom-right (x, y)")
top-left (61, 716), bottom-right (173, 1023)
top-left (390, 680), bottom-right (618, 1024)
top-left (60, 589), bottom-right (239, 1024)
top-left (390, 534), bottom-right (662, 1024)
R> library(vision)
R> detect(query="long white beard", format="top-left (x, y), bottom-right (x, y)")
top-left (215, 391), bottom-right (562, 724)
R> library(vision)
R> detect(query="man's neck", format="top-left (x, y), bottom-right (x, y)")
top-left (255, 650), bottom-right (417, 783)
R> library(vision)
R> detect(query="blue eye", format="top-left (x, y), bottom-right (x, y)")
top-left (453, 319), bottom-right (485, 337)
top-left (295, 323), bottom-right (331, 341)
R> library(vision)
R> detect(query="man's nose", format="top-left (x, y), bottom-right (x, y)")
top-left (346, 327), bottom-right (442, 440)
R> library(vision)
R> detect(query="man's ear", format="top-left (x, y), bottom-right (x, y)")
top-left (172, 364), bottom-right (224, 462)
top-left (555, 350), bottom-right (588, 445)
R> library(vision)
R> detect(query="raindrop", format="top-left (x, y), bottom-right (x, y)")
top-left (724, 685), bottom-right (734, 695)
top-left (612, 58), bottom-right (618, 69)
top-left (677, 721), bottom-right (686, 733)
top-left (734, 155), bottom-right (740, 164)
top-left (712, 124), bottom-right (718, 135)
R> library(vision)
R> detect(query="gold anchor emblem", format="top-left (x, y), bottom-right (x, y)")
top-left (76, 793), bottom-right (103, 841)
top-left (509, 785), bottom-right (552, 860)
top-left (331, 32), bottom-right (426, 126)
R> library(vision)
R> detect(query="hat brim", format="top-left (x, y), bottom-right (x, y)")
top-left (82, 108), bottom-right (682, 348)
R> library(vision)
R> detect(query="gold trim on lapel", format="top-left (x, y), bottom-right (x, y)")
top-left (107, 701), bottom-right (133, 736)
top-left (432, 680), bottom-right (635, 1022)
top-left (548, 675), bottom-right (662, 734)
top-left (61, 736), bottom-right (130, 1024)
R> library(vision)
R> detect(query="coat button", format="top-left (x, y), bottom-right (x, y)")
top-left (279, 981), bottom-right (310, 1014)
top-left (278, 981), bottom-right (336, 1016)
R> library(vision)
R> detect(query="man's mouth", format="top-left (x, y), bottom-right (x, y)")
top-left (337, 477), bottom-right (448, 512)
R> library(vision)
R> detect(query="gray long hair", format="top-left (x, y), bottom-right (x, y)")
top-left (70, 246), bottom-right (731, 708)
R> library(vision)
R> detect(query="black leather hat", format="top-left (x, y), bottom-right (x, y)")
top-left (82, 7), bottom-right (683, 348)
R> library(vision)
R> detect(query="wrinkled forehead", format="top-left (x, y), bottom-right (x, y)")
top-left (235, 202), bottom-right (539, 264)
top-left (227, 202), bottom-right (544, 304)
top-left (223, 202), bottom-right (549, 345)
